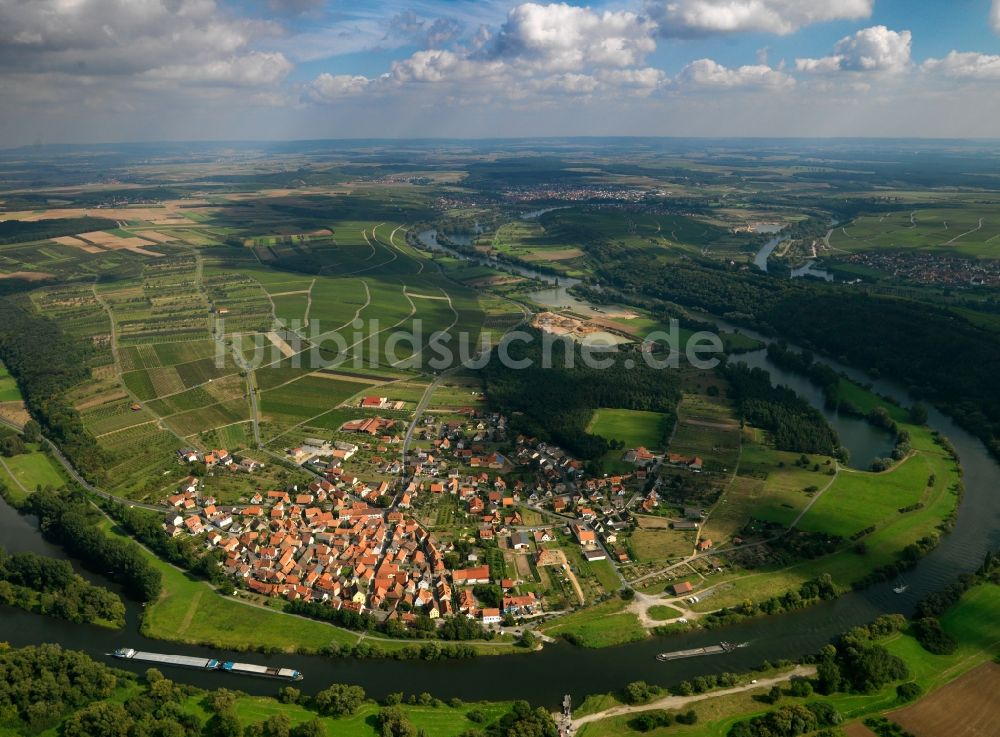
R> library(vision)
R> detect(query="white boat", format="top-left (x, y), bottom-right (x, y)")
top-left (893, 584), bottom-right (908, 594)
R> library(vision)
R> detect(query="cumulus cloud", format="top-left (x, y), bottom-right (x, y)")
top-left (387, 11), bottom-right (464, 48)
top-left (923, 51), bottom-right (1000, 81)
top-left (598, 66), bottom-right (669, 92)
top-left (305, 73), bottom-right (375, 101)
top-left (677, 58), bottom-right (794, 88)
top-left (143, 51), bottom-right (292, 87)
top-left (647, 0), bottom-right (873, 37)
top-left (796, 25), bottom-right (911, 74)
top-left (490, 2), bottom-right (657, 71)
top-left (0, 0), bottom-right (284, 82)
top-left (390, 49), bottom-right (507, 83)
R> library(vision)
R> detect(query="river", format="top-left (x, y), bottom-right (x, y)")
top-left (3, 339), bottom-right (998, 706)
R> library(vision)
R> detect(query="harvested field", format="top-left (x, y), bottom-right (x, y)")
top-left (265, 331), bottom-right (296, 358)
top-left (520, 248), bottom-right (585, 261)
top-left (0, 270), bottom-right (53, 280)
top-left (310, 371), bottom-right (386, 384)
top-left (634, 515), bottom-right (671, 529)
top-left (0, 401), bottom-right (30, 427)
top-left (77, 230), bottom-right (163, 256)
top-left (52, 235), bottom-right (103, 253)
top-left (843, 723), bottom-right (879, 737)
top-left (889, 662), bottom-right (1000, 737)
top-left (134, 230), bottom-right (177, 243)
top-left (75, 389), bottom-right (129, 411)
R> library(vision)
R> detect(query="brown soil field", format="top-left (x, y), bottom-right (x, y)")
top-left (465, 275), bottom-right (524, 287)
top-left (0, 401), bottom-right (30, 428)
top-left (842, 723), bottom-right (879, 737)
top-left (52, 235), bottom-right (104, 253)
top-left (635, 514), bottom-right (671, 529)
top-left (888, 662), bottom-right (1000, 737)
top-left (0, 271), bottom-right (54, 281)
top-left (75, 389), bottom-right (129, 411)
top-left (520, 248), bottom-right (585, 261)
top-left (512, 553), bottom-right (533, 578)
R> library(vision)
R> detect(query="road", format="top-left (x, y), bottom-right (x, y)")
top-left (0, 414), bottom-right (168, 512)
top-left (569, 665), bottom-right (817, 729)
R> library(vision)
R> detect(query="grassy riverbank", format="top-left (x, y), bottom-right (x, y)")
top-left (98, 519), bottom-right (523, 658)
top-left (576, 582), bottom-right (1000, 737)
top-left (689, 389), bottom-right (962, 613)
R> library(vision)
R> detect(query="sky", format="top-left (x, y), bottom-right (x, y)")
top-left (3, 0), bottom-right (1000, 146)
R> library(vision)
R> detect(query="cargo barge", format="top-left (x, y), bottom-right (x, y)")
top-left (111, 648), bottom-right (303, 681)
top-left (656, 641), bottom-right (748, 662)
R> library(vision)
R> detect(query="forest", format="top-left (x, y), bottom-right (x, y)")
top-left (24, 490), bottom-right (162, 602)
top-left (722, 362), bottom-right (841, 456)
top-left (594, 247), bottom-right (1000, 463)
top-left (0, 296), bottom-right (107, 482)
top-left (0, 546), bottom-right (125, 627)
top-left (0, 216), bottom-right (115, 245)
top-left (483, 330), bottom-right (680, 461)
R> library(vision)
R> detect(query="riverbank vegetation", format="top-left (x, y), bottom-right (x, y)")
top-left (0, 546), bottom-right (125, 628)
top-left (574, 567), bottom-right (1000, 737)
top-left (484, 329), bottom-right (680, 464)
top-left (722, 362), bottom-right (842, 457)
top-left (21, 490), bottom-right (162, 602)
top-left (0, 296), bottom-right (107, 483)
top-left (0, 642), bottom-right (547, 737)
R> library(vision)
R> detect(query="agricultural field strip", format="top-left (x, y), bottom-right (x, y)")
top-left (262, 372), bottom-right (416, 445)
top-left (390, 286), bottom-right (457, 368)
top-left (89, 281), bottom-right (191, 446)
top-left (261, 280), bottom-right (372, 370)
top-left (385, 224), bottom-right (424, 275)
top-left (317, 224), bottom-right (395, 277)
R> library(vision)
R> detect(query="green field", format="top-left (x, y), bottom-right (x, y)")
top-left (0, 445), bottom-right (66, 499)
top-left (577, 582), bottom-right (1000, 737)
top-left (830, 207), bottom-right (1000, 258)
top-left (587, 408), bottom-right (669, 450)
top-left (0, 361), bottom-right (22, 401)
top-left (98, 519), bottom-right (360, 653)
top-left (539, 597), bottom-right (646, 648)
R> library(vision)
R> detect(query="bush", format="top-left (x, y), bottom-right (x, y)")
top-left (896, 682), bottom-right (922, 703)
top-left (628, 710), bottom-right (674, 732)
top-left (313, 684), bottom-right (365, 717)
top-left (788, 679), bottom-right (813, 698)
top-left (912, 618), bottom-right (957, 655)
top-left (623, 681), bottom-right (662, 705)
top-left (676, 709), bottom-right (698, 725)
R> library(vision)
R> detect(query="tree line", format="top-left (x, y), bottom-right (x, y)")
top-left (24, 490), bottom-right (162, 602)
top-left (591, 243), bottom-right (1000, 464)
top-left (484, 329), bottom-right (680, 462)
top-left (0, 545), bottom-right (125, 628)
top-left (722, 362), bottom-right (842, 457)
top-left (0, 296), bottom-right (107, 482)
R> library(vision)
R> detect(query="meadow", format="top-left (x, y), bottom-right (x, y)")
top-left (830, 206), bottom-right (1000, 258)
top-left (586, 408), bottom-right (671, 450)
top-left (576, 582), bottom-right (1000, 737)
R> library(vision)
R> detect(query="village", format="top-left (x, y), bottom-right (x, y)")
top-left (160, 393), bottom-right (717, 635)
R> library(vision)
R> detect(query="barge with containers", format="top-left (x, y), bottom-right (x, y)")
top-left (110, 648), bottom-right (303, 681)
top-left (656, 641), bottom-right (748, 662)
